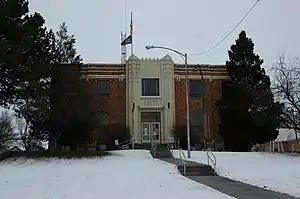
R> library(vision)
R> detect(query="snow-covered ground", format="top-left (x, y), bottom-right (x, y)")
top-left (0, 150), bottom-right (235, 199)
top-left (173, 150), bottom-right (300, 197)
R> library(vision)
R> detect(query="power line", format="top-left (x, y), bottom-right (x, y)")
top-left (189, 0), bottom-right (260, 57)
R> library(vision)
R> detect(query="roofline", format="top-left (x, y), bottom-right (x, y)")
top-left (82, 63), bottom-right (225, 68)
top-left (174, 64), bottom-right (225, 68)
top-left (85, 63), bottom-right (124, 66)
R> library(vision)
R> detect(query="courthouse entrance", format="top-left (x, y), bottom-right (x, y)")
top-left (141, 112), bottom-right (161, 143)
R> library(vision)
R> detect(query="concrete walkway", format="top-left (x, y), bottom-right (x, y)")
top-left (188, 176), bottom-right (296, 199)
top-left (158, 157), bottom-right (297, 199)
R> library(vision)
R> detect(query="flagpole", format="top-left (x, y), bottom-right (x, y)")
top-left (130, 12), bottom-right (135, 149)
top-left (130, 12), bottom-right (133, 56)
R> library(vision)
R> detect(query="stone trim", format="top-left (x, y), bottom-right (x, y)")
top-left (174, 75), bottom-right (230, 80)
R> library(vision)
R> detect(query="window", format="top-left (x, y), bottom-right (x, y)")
top-left (142, 78), bottom-right (160, 96)
top-left (190, 111), bottom-right (204, 134)
top-left (94, 112), bottom-right (109, 126)
top-left (141, 112), bottom-right (161, 122)
top-left (98, 80), bottom-right (110, 97)
top-left (189, 80), bottom-right (203, 98)
top-left (190, 111), bottom-right (203, 126)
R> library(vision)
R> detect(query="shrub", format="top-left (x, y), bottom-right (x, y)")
top-left (87, 123), bottom-right (131, 150)
top-left (106, 123), bottom-right (131, 149)
top-left (0, 150), bottom-right (109, 161)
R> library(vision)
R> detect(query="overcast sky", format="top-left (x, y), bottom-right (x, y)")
top-left (28, 0), bottom-right (300, 69)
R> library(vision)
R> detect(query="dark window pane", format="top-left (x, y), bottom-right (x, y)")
top-left (190, 111), bottom-right (204, 135)
top-left (190, 111), bottom-right (203, 126)
top-left (94, 112), bottom-right (109, 126)
top-left (141, 112), bottom-right (161, 122)
top-left (98, 80), bottom-right (110, 97)
top-left (142, 78), bottom-right (159, 96)
top-left (189, 80), bottom-right (203, 98)
top-left (191, 125), bottom-right (204, 135)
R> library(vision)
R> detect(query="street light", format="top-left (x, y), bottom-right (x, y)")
top-left (145, 45), bottom-right (191, 158)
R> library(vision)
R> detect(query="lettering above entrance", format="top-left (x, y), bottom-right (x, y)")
top-left (140, 98), bottom-right (163, 108)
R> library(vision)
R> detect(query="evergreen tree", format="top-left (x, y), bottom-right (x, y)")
top-left (0, 0), bottom-right (56, 147)
top-left (52, 22), bottom-right (82, 64)
top-left (49, 22), bottom-right (93, 150)
top-left (0, 1), bottom-right (93, 150)
top-left (217, 31), bottom-right (282, 151)
top-left (0, 0), bottom-right (54, 106)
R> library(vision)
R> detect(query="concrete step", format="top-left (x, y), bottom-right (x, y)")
top-left (178, 165), bottom-right (214, 172)
top-left (152, 152), bottom-right (173, 158)
top-left (155, 151), bottom-right (173, 158)
top-left (153, 145), bottom-right (173, 158)
top-left (134, 144), bottom-right (152, 149)
top-left (179, 169), bottom-right (215, 176)
top-left (156, 154), bottom-right (173, 158)
top-left (178, 165), bottom-right (215, 176)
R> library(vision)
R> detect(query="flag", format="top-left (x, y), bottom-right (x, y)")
top-left (121, 34), bottom-right (132, 46)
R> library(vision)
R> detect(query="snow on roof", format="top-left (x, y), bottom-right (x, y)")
top-left (275, 128), bottom-right (300, 142)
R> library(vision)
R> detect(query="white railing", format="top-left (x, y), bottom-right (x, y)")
top-left (151, 134), bottom-right (157, 157)
top-left (206, 147), bottom-right (216, 175)
top-left (118, 139), bottom-right (132, 150)
top-left (178, 148), bottom-right (187, 176)
top-left (166, 138), bottom-right (174, 157)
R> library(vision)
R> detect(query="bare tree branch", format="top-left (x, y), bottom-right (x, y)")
top-left (0, 110), bottom-right (17, 150)
top-left (272, 54), bottom-right (300, 141)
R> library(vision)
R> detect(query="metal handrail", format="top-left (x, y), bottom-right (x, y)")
top-left (176, 137), bottom-right (181, 149)
top-left (151, 134), bottom-right (157, 157)
top-left (118, 139), bottom-right (132, 149)
top-left (206, 147), bottom-right (216, 175)
top-left (166, 138), bottom-right (174, 157)
top-left (119, 139), bottom-right (132, 145)
top-left (178, 148), bottom-right (187, 176)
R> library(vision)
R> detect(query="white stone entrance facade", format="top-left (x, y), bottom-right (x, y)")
top-left (126, 55), bottom-right (175, 144)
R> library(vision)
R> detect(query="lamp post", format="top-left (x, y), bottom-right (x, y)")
top-left (145, 45), bottom-right (191, 158)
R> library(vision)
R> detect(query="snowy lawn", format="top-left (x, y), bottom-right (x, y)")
top-left (173, 150), bottom-right (300, 197)
top-left (0, 150), bottom-right (235, 199)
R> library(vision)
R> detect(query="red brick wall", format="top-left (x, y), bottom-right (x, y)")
top-left (89, 78), bottom-right (126, 125)
top-left (207, 79), bottom-right (223, 141)
top-left (109, 79), bottom-right (126, 124)
top-left (84, 64), bottom-right (126, 125)
top-left (174, 79), bottom-right (204, 123)
top-left (174, 78), bottom-right (224, 142)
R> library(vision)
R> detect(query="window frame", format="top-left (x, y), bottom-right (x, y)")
top-left (189, 79), bottom-right (203, 98)
top-left (189, 111), bottom-right (204, 134)
top-left (189, 111), bottom-right (204, 126)
top-left (98, 79), bottom-right (110, 98)
top-left (141, 78), bottom-right (160, 97)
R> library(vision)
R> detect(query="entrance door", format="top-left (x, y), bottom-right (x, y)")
top-left (141, 112), bottom-right (161, 143)
top-left (141, 122), bottom-right (160, 143)
top-left (142, 122), bottom-right (151, 142)
top-left (151, 122), bottom-right (160, 143)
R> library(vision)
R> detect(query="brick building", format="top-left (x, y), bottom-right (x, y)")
top-left (82, 54), bottom-right (228, 147)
